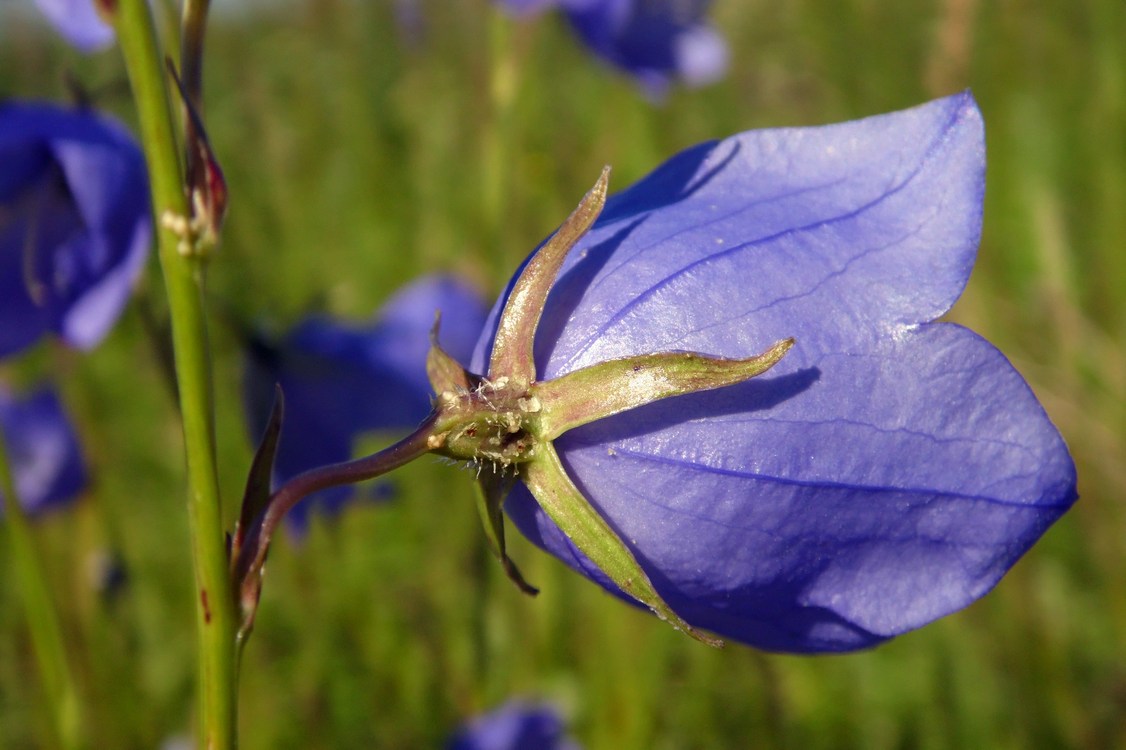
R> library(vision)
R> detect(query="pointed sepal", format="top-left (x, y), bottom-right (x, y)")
top-left (427, 313), bottom-right (478, 395)
top-left (521, 443), bottom-right (723, 647)
top-left (489, 167), bottom-right (610, 387)
top-left (534, 338), bottom-right (794, 440)
top-left (475, 473), bottom-right (539, 596)
top-left (166, 58), bottom-right (228, 256)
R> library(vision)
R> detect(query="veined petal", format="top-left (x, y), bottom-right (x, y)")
top-left (474, 93), bottom-right (985, 377)
top-left (506, 324), bottom-right (1074, 651)
top-left (473, 94), bottom-right (1072, 652)
top-left (522, 442), bottom-right (722, 646)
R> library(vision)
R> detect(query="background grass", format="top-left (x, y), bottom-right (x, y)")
top-left (1, 0), bottom-right (1124, 747)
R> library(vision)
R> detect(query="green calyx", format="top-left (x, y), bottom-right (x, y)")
top-left (425, 168), bottom-right (795, 648)
top-left (427, 378), bottom-right (542, 466)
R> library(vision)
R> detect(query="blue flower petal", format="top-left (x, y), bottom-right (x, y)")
top-left (447, 700), bottom-right (579, 750)
top-left (0, 102), bottom-right (151, 358)
top-left (0, 386), bottom-right (87, 517)
top-left (498, 0), bottom-right (726, 93)
top-left (243, 275), bottom-right (488, 533)
top-left (33, 0), bottom-right (115, 53)
top-left (565, 0), bottom-right (727, 94)
top-left (475, 93), bottom-right (1077, 652)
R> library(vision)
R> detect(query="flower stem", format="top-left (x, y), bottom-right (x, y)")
top-left (112, 2), bottom-right (238, 748)
top-left (232, 413), bottom-right (440, 617)
top-left (0, 428), bottom-right (85, 750)
top-left (481, 7), bottom-right (519, 276)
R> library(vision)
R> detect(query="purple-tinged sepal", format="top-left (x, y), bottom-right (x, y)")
top-left (476, 472), bottom-right (539, 596)
top-left (489, 167), bottom-right (609, 388)
top-left (162, 61), bottom-right (229, 260)
top-left (427, 319), bottom-right (539, 594)
top-left (535, 340), bottom-right (794, 439)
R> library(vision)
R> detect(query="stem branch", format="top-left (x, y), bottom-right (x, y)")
top-left (233, 413), bottom-right (440, 607)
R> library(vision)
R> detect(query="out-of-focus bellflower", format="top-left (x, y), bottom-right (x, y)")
top-left (0, 386), bottom-right (87, 517)
top-left (32, 0), bottom-right (115, 53)
top-left (498, 0), bottom-right (728, 96)
top-left (447, 700), bottom-right (580, 750)
top-left (0, 102), bottom-right (151, 359)
top-left (421, 92), bottom-right (1076, 653)
top-left (243, 275), bottom-right (488, 533)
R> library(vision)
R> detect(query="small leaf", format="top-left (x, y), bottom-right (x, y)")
top-left (475, 473), bottom-right (539, 596)
top-left (521, 443), bottom-right (722, 647)
top-left (535, 338), bottom-right (794, 440)
top-left (489, 167), bottom-right (610, 386)
top-left (232, 385), bottom-right (284, 558)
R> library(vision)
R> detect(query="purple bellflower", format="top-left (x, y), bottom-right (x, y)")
top-left (0, 101), bottom-right (151, 359)
top-left (0, 386), bottom-right (87, 517)
top-left (499, 0), bottom-right (728, 95)
top-left (420, 92), bottom-right (1076, 652)
top-left (242, 275), bottom-right (488, 533)
top-left (32, 0), bottom-right (115, 53)
top-left (447, 700), bottom-right (580, 750)
top-left (232, 93), bottom-right (1075, 654)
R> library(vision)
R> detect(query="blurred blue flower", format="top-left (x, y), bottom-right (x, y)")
top-left (447, 700), bottom-right (580, 750)
top-left (1, 101), bottom-right (151, 359)
top-left (0, 385), bottom-right (87, 517)
top-left (499, 0), bottom-right (727, 95)
top-left (32, 0), bottom-right (115, 53)
top-left (243, 275), bottom-right (488, 533)
top-left (474, 92), bottom-right (1077, 652)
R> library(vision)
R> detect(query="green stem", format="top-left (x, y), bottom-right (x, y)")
top-left (112, 3), bottom-right (238, 748)
top-left (232, 413), bottom-right (440, 608)
top-left (481, 8), bottom-right (519, 277)
top-left (0, 428), bottom-right (84, 750)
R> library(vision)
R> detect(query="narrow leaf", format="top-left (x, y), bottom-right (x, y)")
top-left (233, 384), bottom-right (284, 557)
top-left (522, 443), bottom-right (722, 647)
top-left (489, 167), bottom-right (610, 386)
top-left (535, 338), bottom-right (794, 439)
